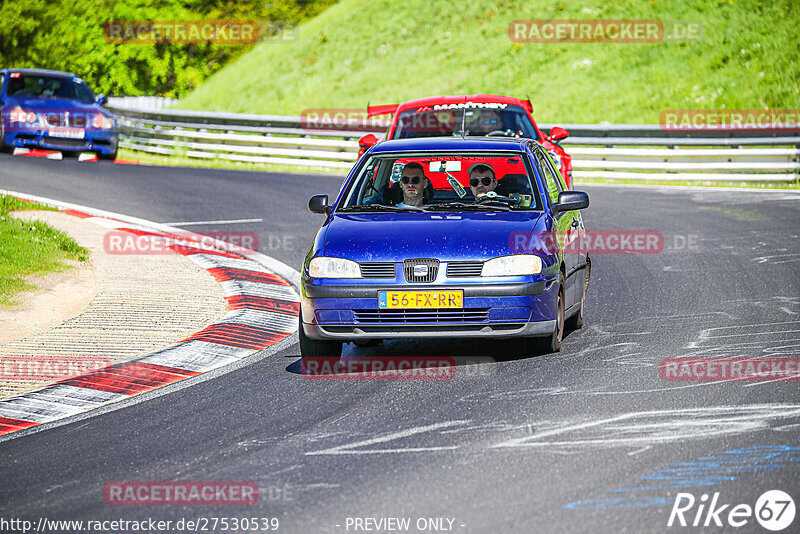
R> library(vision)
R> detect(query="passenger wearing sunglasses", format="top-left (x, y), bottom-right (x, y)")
top-left (468, 163), bottom-right (497, 199)
top-left (396, 162), bottom-right (429, 208)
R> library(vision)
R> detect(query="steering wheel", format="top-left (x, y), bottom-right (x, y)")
top-left (476, 191), bottom-right (521, 207)
top-left (485, 129), bottom-right (515, 137)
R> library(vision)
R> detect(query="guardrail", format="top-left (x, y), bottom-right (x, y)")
top-left (108, 106), bottom-right (800, 181)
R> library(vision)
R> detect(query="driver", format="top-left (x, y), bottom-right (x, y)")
top-left (474, 110), bottom-right (503, 135)
top-left (468, 163), bottom-right (497, 199)
top-left (396, 162), bottom-right (429, 208)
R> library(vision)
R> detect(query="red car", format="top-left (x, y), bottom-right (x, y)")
top-left (358, 94), bottom-right (573, 187)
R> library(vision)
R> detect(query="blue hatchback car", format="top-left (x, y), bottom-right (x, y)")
top-left (0, 68), bottom-right (118, 159)
top-left (300, 137), bottom-right (590, 359)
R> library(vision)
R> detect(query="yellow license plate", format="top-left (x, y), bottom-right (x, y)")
top-left (378, 290), bottom-right (463, 309)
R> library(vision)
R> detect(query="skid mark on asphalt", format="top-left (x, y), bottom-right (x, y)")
top-left (460, 387), bottom-right (569, 402)
top-left (305, 421), bottom-right (469, 456)
top-left (678, 189), bottom-right (800, 206)
top-left (753, 252), bottom-right (800, 264)
top-left (300, 405), bottom-right (800, 457)
top-left (491, 405), bottom-right (800, 451)
top-left (686, 319), bottom-right (800, 352)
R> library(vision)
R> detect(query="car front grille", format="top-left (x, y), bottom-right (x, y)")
top-left (42, 137), bottom-right (89, 149)
top-left (41, 113), bottom-right (88, 128)
top-left (68, 116), bottom-right (88, 128)
top-left (446, 261), bottom-right (483, 277)
top-left (359, 262), bottom-right (396, 278)
top-left (354, 308), bottom-right (490, 324)
top-left (403, 259), bottom-right (439, 283)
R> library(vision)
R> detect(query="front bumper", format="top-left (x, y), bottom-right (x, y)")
top-left (303, 319), bottom-right (557, 340)
top-left (7, 129), bottom-right (118, 155)
top-left (301, 277), bottom-right (559, 341)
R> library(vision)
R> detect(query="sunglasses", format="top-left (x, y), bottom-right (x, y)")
top-left (401, 176), bottom-right (422, 184)
top-left (470, 177), bottom-right (494, 187)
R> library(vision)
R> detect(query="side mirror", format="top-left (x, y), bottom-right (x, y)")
top-left (358, 133), bottom-right (379, 158)
top-left (555, 191), bottom-right (589, 214)
top-left (96, 94), bottom-right (107, 106)
top-left (309, 194), bottom-right (330, 214)
top-left (548, 126), bottom-right (569, 143)
top-left (358, 133), bottom-right (378, 148)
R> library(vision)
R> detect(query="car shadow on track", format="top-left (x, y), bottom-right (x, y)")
top-left (284, 330), bottom-right (580, 377)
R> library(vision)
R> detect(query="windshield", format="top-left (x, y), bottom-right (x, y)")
top-left (6, 74), bottom-right (95, 103)
top-left (339, 152), bottom-right (543, 212)
top-left (392, 104), bottom-right (540, 141)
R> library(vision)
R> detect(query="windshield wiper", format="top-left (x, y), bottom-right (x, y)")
top-left (430, 202), bottom-right (511, 212)
top-left (338, 204), bottom-right (426, 212)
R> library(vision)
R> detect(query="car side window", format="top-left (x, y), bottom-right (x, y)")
top-left (0, 74), bottom-right (5, 93)
top-left (536, 151), bottom-right (561, 206)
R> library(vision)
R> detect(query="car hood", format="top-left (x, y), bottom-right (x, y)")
top-left (321, 210), bottom-right (545, 262)
top-left (4, 96), bottom-right (105, 114)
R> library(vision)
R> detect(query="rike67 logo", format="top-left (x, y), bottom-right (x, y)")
top-left (668, 490), bottom-right (795, 531)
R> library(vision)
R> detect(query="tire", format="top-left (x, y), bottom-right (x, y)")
top-left (538, 273), bottom-right (565, 353)
top-left (98, 142), bottom-right (118, 161)
top-left (298, 314), bottom-right (342, 365)
top-left (516, 272), bottom-right (566, 356)
top-left (61, 150), bottom-right (80, 159)
top-left (566, 260), bottom-right (590, 331)
top-left (0, 121), bottom-right (11, 153)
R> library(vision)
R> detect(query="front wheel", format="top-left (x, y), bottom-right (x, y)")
top-left (516, 273), bottom-right (566, 356)
top-left (0, 122), bottom-right (11, 153)
top-left (566, 260), bottom-right (590, 331)
top-left (298, 314), bottom-right (342, 366)
top-left (539, 273), bottom-right (565, 353)
top-left (98, 143), bottom-right (118, 161)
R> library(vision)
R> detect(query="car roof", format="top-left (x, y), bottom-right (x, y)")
top-left (368, 136), bottom-right (538, 154)
top-left (1, 68), bottom-right (78, 79)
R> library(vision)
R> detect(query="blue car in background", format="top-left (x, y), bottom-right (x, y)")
top-left (0, 68), bottom-right (118, 159)
top-left (300, 136), bottom-right (591, 360)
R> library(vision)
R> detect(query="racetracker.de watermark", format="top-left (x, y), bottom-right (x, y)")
top-left (0, 356), bottom-right (111, 381)
top-left (508, 19), bottom-right (703, 43)
top-left (661, 358), bottom-right (800, 382)
top-left (660, 109), bottom-right (800, 134)
top-left (102, 20), bottom-right (297, 44)
top-left (302, 356), bottom-right (495, 380)
top-left (509, 230), bottom-right (665, 254)
top-left (103, 482), bottom-right (269, 505)
top-left (300, 108), bottom-right (390, 132)
top-left (103, 230), bottom-right (258, 255)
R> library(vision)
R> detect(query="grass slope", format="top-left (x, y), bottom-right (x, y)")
top-left (178, 0), bottom-right (799, 123)
top-left (0, 195), bottom-right (89, 307)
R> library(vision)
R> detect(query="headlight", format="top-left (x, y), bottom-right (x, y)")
top-left (481, 255), bottom-right (542, 277)
top-left (8, 106), bottom-right (37, 125)
top-left (308, 257), bottom-right (361, 278)
top-left (92, 113), bottom-right (114, 129)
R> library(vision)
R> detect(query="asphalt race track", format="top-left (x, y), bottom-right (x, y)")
top-left (1, 155), bottom-right (799, 533)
